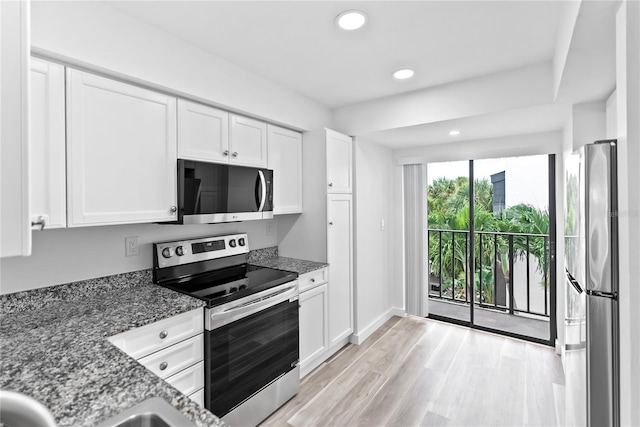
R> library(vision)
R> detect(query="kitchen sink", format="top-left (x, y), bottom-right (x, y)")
top-left (0, 390), bottom-right (57, 427)
top-left (96, 397), bottom-right (197, 427)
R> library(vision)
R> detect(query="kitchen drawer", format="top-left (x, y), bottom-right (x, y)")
top-left (109, 308), bottom-right (203, 359)
top-left (138, 334), bottom-right (203, 379)
top-left (166, 361), bottom-right (204, 396)
top-left (298, 268), bottom-right (328, 293)
top-left (189, 388), bottom-right (204, 407)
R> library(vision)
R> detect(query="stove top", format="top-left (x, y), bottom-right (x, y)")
top-left (158, 263), bottom-right (297, 308)
top-left (152, 233), bottom-right (298, 308)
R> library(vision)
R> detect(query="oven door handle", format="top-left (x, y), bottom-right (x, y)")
top-left (206, 282), bottom-right (299, 330)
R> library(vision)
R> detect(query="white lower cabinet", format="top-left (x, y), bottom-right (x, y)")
top-left (108, 308), bottom-right (205, 403)
top-left (299, 280), bottom-right (328, 378)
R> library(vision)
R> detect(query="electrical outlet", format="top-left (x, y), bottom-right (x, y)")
top-left (266, 221), bottom-right (274, 236)
top-left (125, 236), bottom-right (140, 257)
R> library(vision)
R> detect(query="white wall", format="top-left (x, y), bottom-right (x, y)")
top-left (615, 2), bottom-right (640, 425)
top-left (0, 220), bottom-right (277, 294)
top-left (30, 1), bottom-right (332, 132)
top-left (351, 138), bottom-right (395, 341)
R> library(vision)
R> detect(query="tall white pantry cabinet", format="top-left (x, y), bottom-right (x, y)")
top-left (297, 128), bottom-right (354, 377)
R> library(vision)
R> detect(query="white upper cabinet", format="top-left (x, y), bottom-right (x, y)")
top-left (325, 129), bottom-right (353, 193)
top-left (229, 113), bottom-right (268, 168)
top-left (30, 58), bottom-right (66, 230)
top-left (66, 69), bottom-right (178, 227)
top-left (1, 0), bottom-right (31, 257)
top-left (267, 124), bottom-right (302, 214)
top-left (177, 99), bottom-right (229, 163)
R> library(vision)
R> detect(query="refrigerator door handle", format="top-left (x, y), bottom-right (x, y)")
top-left (585, 289), bottom-right (618, 300)
top-left (565, 268), bottom-right (584, 294)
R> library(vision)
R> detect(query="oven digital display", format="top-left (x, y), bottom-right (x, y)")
top-left (192, 240), bottom-right (226, 254)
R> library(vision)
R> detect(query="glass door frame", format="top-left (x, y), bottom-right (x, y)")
top-left (427, 155), bottom-right (557, 347)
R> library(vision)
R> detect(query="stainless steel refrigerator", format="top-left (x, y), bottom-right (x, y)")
top-left (564, 140), bottom-right (619, 427)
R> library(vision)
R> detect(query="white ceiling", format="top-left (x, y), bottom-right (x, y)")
top-left (108, 0), bottom-right (617, 148)
top-left (109, 1), bottom-right (562, 109)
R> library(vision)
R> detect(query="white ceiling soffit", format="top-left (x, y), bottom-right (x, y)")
top-left (360, 102), bottom-right (571, 149)
top-left (108, 1), bottom-right (562, 109)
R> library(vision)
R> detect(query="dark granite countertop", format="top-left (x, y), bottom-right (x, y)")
top-left (0, 270), bottom-right (223, 427)
top-left (248, 254), bottom-right (328, 275)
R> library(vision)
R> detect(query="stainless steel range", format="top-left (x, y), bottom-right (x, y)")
top-left (152, 233), bottom-right (300, 427)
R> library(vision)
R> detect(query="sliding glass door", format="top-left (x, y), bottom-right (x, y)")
top-left (426, 155), bottom-right (556, 345)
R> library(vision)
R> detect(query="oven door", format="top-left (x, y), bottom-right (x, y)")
top-left (205, 285), bottom-right (299, 417)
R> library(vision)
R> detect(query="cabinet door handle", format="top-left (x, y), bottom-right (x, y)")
top-left (232, 152), bottom-right (238, 158)
top-left (310, 278), bottom-right (315, 283)
top-left (329, 222), bottom-right (334, 226)
top-left (159, 362), bottom-right (168, 371)
top-left (169, 206), bottom-right (177, 213)
top-left (328, 183), bottom-right (333, 188)
top-left (31, 216), bottom-right (46, 231)
top-left (159, 330), bottom-right (168, 339)
top-left (223, 150), bottom-right (229, 156)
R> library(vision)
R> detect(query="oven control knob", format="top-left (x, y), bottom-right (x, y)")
top-left (175, 246), bottom-right (185, 256)
top-left (161, 248), bottom-right (172, 258)
top-left (238, 238), bottom-right (246, 246)
top-left (230, 287), bottom-right (238, 293)
top-left (229, 239), bottom-right (237, 248)
top-left (239, 285), bottom-right (247, 291)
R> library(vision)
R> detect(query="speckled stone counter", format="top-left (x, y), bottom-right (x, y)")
top-left (248, 247), bottom-right (328, 275)
top-left (0, 270), bottom-right (224, 427)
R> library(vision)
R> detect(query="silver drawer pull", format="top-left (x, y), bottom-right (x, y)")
top-left (310, 278), bottom-right (315, 283)
top-left (159, 362), bottom-right (168, 371)
top-left (159, 330), bottom-right (168, 339)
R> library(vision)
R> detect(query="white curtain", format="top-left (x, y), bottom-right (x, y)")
top-left (403, 164), bottom-right (429, 317)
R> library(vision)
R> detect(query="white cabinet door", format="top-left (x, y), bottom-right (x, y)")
top-left (325, 129), bottom-right (352, 194)
top-left (177, 99), bottom-right (229, 163)
top-left (30, 58), bottom-right (66, 230)
top-left (299, 283), bottom-right (328, 374)
top-left (267, 125), bottom-right (302, 214)
top-left (229, 113), bottom-right (267, 168)
top-left (326, 194), bottom-right (353, 346)
top-left (1, 0), bottom-right (31, 257)
top-left (66, 69), bottom-right (178, 227)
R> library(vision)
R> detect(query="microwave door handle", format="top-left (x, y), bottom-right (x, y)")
top-left (258, 170), bottom-right (267, 212)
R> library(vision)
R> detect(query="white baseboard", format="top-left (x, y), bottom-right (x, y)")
top-left (390, 307), bottom-right (407, 317)
top-left (350, 307), bottom-right (402, 345)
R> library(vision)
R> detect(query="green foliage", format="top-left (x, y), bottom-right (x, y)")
top-left (428, 176), bottom-right (550, 305)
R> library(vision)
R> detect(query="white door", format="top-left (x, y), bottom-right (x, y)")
top-left (30, 58), bottom-right (66, 230)
top-left (326, 194), bottom-right (354, 346)
top-left (299, 283), bottom-right (329, 373)
top-left (325, 129), bottom-right (352, 194)
top-left (267, 125), bottom-right (302, 214)
top-left (1, 0), bottom-right (31, 257)
top-left (229, 114), bottom-right (267, 168)
top-left (177, 99), bottom-right (229, 163)
top-left (66, 69), bottom-right (178, 227)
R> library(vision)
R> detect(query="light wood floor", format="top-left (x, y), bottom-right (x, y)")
top-left (261, 316), bottom-right (565, 427)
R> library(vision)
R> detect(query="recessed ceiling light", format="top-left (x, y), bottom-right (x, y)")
top-left (449, 130), bottom-right (461, 136)
top-left (336, 10), bottom-right (367, 31)
top-left (392, 68), bottom-right (415, 80)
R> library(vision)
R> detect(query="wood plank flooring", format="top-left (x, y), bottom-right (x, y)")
top-left (261, 316), bottom-right (565, 427)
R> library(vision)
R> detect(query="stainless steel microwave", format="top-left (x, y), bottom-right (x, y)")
top-left (177, 159), bottom-right (273, 224)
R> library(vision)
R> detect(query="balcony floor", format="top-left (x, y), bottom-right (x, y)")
top-left (428, 298), bottom-right (550, 342)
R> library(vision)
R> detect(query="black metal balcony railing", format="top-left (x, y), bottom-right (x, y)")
top-left (428, 229), bottom-right (550, 318)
